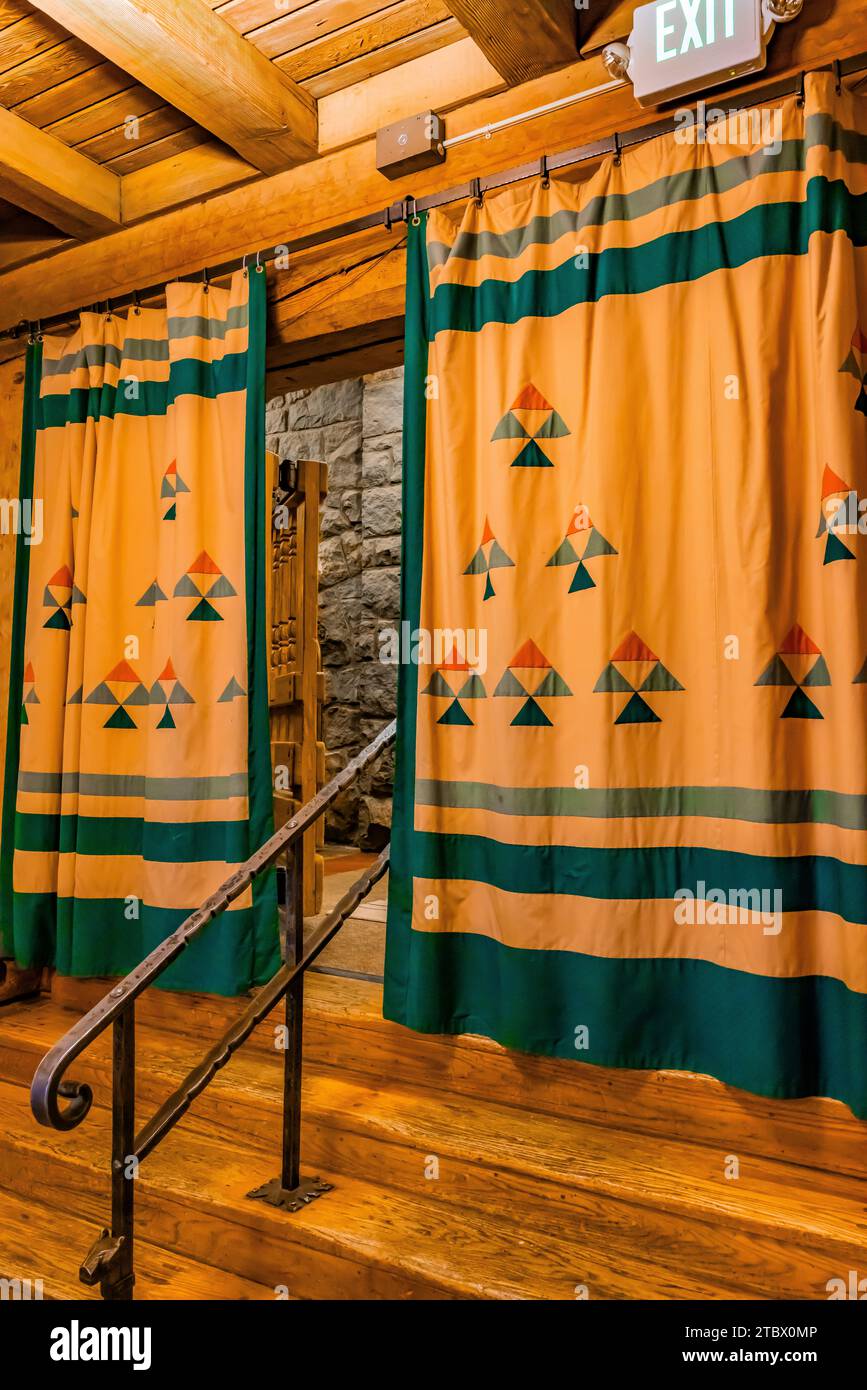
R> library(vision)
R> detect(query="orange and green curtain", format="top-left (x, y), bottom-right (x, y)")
top-left (385, 74), bottom-right (867, 1116)
top-left (0, 268), bottom-right (278, 995)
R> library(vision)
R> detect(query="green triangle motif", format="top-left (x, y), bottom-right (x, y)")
top-left (187, 598), bottom-right (222, 622)
top-left (463, 546), bottom-right (488, 575)
top-left (487, 540), bottom-right (514, 569)
top-left (457, 673), bottom-right (486, 699)
top-left (438, 698), bottom-right (473, 726)
top-left (491, 411), bottom-right (529, 441)
top-left (534, 669), bottom-right (571, 697)
top-left (217, 677), bottom-right (246, 703)
top-left (582, 528), bottom-right (618, 560)
top-left (568, 561), bottom-right (595, 593)
top-left (493, 669), bottom-right (527, 697)
top-left (640, 662), bottom-right (684, 692)
top-left (547, 538), bottom-right (579, 567)
top-left (854, 655), bottom-right (867, 684)
top-left (206, 575), bottom-right (237, 599)
top-left (44, 607), bottom-right (71, 630)
top-left (594, 662), bottom-right (633, 694)
top-left (421, 670), bottom-right (452, 697)
top-left (483, 573), bottom-right (495, 601)
top-left (615, 693), bottom-right (660, 725)
top-left (156, 704), bottom-right (176, 730)
top-left (824, 531), bottom-right (854, 564)
top-left (511, 696), bottom-right (552, 727)
top-left (510, 439), bottom-right (553, 468)
top-left (163, 503), bottom-right (177, 521)
top-left (85, 682), bottom-right (118, 706)
top-left (20, 704), bottom-right (28, 726)
top-left (781, 687), bottom-right (823, 720)
top-left (104, 705), bottom-right (136, 730)
top-left (839, 349), bottom-right (862, 380)
top-left (802, 654), bottom-right (831, 687)
top-left (857, 379), bottom-right (867, 416)
top-left (755, 654), bottom-right (796, 688)
top-left (534, 411), bottom-right (570, 439)
top-left (168, 680), bottom-right (194, 705)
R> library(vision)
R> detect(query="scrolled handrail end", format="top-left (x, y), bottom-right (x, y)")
top-left (31, 1065), bottom-right (93, 1131)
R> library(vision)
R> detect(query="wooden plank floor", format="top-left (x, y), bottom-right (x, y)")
top-left (0, 968), bottom-right (865, 1300)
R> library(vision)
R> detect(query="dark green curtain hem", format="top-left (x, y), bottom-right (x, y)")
top-left (383, 929), bottom-right (867, 1119)
top-left (11, 891), bottom-right (265, 996)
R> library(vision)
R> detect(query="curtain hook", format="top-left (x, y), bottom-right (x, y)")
top-left (833, 60), bottom-right (842, 96)
top-left (613, 132), bottom-right (622, 167)
top-left (255, 248), bottom-right (264, 273)
top-left (27, 320), bottom-right (35, 344)
top-left (471, 177), bottom-right (483, 208)
top-left (132, 288), bottom-right (141, 316)
top-left (241, 252), bottom-right (249, 279)
top-left (202, 264), bottom-right (210, 293)
top-left (403, 195), bottom-right (420, 226)
top-left (539, 154), bottom-right (550, 189)
top-left (796, 71), bottom-right (805, 107)
top-left (36, 319), bottom-right (43, 342)
top-left (105, 298), bottom-right (113, 321)
top-left (384, 203), bottom-right (393, 233)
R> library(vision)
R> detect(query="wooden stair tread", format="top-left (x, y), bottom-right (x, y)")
top-left (0, 1076), bottom-right (741, 1300)
top-left (0, 1186), bottom-right (279, 1301)
top-left (0, 1001), bottom-right (864, 1299)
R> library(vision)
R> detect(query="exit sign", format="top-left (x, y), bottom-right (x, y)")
top-left (627, 0), bottom-right (769, 106)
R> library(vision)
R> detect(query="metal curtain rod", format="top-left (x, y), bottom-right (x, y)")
top-left (4, 49), bottom-right (866, 344)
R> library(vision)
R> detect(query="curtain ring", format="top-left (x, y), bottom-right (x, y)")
top-left (539, 154), bottom-right (550, 189)
top-left (833, 60), bottom-right (842, 96)
top-left (613, 132), bottom-right (622, 167)
top-left (403, 195), bottom-right (420, 226)
top-left (241, 252), bottom-right (249, 279)
top-left (255, 248), bottom-right (264, 273)
top-left (471, 177), bottom-right (483, 208)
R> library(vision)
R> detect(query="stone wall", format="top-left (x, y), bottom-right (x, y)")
top-left (266, 368), bottom-right (403, 847)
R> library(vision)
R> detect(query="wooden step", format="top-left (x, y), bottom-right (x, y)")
top-left (50, 974), bottom-right (867, 1179)
top-left (0, 1000), bottom-right (863, 1299)
top-left (0, 1076), bottom-right (745, 1300)
top-left (0, 1186), bottom-right (278, 1301)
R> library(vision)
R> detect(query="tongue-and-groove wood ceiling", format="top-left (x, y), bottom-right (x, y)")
top-left (0, 0), bottom-right (610, 266)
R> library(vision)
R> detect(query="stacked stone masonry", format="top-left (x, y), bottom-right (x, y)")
top-left (266, 368), bottom-right (403, 847)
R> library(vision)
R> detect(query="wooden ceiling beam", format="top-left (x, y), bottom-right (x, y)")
top-left (444, 0), bottom-right (578, 84)
top-left (28, 0), bottom-right (318, 172)
top-left (0, 103), bottom-right (121, 237)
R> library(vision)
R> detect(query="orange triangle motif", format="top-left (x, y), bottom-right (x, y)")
top-left (105, 659), bottom-right (140, 683)
top-left (165, 460), bottom-right (178, 476)
top-left (188, 551), bottom-right (221, 575)
top-left (480, 517), bottom-right (495, 545)
top-left (821, 464), bottom-right (850, 498)
top-left (48, 565), bottom-right (74, 587)
top-left (438, 646), bottom-right (470, 671)
top-left (566, 508), bottom-right (592, 536)
top-left (23, 661), bottom-right (34, 683)
top-left (512, 384), bottom-right (552, 411)
top-left (509, 638), bottom-right (551, 669)
top-left (158, 659), bottom-right (177, 681)
top-left (611, 631), bottom-right (657, 662)
top-left (778, 624), bottom-right (820, 656)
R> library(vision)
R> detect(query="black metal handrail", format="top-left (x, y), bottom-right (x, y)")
top-left (29, 717), bottom-right (396, 1299)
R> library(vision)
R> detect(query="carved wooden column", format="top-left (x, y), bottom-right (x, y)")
top-left (265, 451), bottom-right (326, 916)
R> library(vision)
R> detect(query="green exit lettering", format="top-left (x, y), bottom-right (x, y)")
top-left (656, 0), bottom-right (737, 62)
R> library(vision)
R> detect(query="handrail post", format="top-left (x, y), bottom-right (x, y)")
top-left (79, 1004), bottom-right (136, 1299)
top-left (247, 838), bottom-right (332, 1213)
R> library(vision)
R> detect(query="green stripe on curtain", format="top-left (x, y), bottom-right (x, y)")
top-left (0, 342), bottom-right (40, 959)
